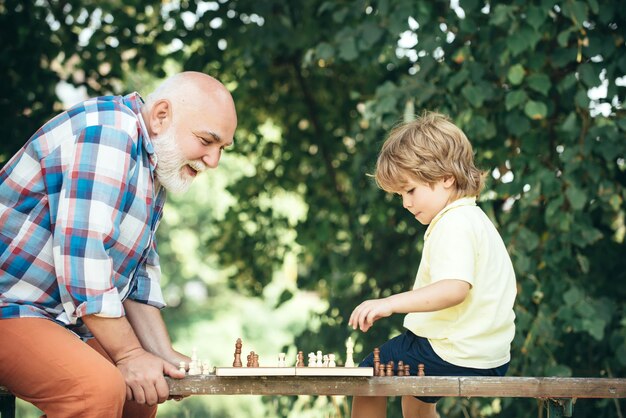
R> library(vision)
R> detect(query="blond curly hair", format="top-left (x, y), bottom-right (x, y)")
top-left (375, 111), bottom-right (485, 200)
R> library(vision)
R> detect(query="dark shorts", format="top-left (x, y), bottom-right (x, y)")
top-left (359, 330), bottom-right (509, 403)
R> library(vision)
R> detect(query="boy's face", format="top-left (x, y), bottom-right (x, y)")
top-left (398, 177), bottom-right (455, 225)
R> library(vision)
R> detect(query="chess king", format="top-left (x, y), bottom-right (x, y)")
top-left (0, 72), bottom-right (237, 418)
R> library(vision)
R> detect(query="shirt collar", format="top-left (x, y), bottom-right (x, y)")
top-left (122, 92), bottom-right (157, 169)
top-left (424, 196), bottom-right (477, 241)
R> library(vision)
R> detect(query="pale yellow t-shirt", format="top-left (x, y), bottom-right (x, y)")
top-left (403, 197), bottom-right (516, 369)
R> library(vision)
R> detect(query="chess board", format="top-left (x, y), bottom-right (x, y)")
top-left (215, 367), bottom-right (374, 377)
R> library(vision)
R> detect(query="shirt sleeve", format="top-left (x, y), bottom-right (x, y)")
top-left (52, 125), bottom-right (137, 321)
top-left (427, 212), bottom-right (477, 286)
top-left (128, 234), bottom-right (166, 308)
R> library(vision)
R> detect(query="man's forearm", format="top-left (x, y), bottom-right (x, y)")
top-left (82, 314), bottom-right (144, 363)
top-left (123, 299), bottom-right (176, 360)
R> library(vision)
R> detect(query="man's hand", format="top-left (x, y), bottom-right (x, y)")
top-left (115, 349), bottom-right (185, 406)
top-left (82, 313), bottom-right (185, 406)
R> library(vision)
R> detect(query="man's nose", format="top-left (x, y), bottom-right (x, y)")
top-left (202, 147), bottom-right (221, 168)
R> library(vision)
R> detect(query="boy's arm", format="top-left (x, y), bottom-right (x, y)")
top-left (349, 279), bottom-right (470, 332)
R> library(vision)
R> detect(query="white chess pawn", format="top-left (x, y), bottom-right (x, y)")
top-left (278, 353), bottom-right (286, 367)
top-left (308, 352), bottom-right (316, 367)
top-left (316, 350), bottom-right (323, 367)
top-left (179, 361), bottom-right (186, 374)
top-left (345, 337), bottom-right (355, 367)
top-left (202, 361), bottom-right (211, 375)
top-left (322, 354), bottom-right (329, 367)
top-left (328, 353), bottom-right (336, 367)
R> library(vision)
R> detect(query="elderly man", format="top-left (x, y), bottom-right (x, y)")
top-left (0, 72), bottom-right (237, 418)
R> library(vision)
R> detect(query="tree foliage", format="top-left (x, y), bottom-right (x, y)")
top-left (1, 0), bottom-right (625, 416)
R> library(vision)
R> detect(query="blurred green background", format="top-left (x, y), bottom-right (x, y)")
top-left (2, 0), bottom-right (625, 417)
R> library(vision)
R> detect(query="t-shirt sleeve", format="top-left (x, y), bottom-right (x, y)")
top-left (426, 212), bottom-right (477, 286)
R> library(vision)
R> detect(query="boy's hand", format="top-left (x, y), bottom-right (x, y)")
top-left (348, 298), bottom-right (393, 332)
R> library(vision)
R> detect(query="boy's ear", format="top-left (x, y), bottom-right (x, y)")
top-left (443, 176), bottom-right (456, 188)
top-left (148, 99), bottom-right (172, 136)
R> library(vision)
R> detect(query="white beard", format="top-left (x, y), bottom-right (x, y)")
top-left (152, 127), bottom-right (206, 194)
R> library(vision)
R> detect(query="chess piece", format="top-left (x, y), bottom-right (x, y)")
top-left (247, 353), bottom-right (252, 367)
top-left (202, 361), bottom-right (211, 375)
top-left (378, 367), bottom-right (386, 377)
top-left (233, 338), bottom-right (243, 367)
top-left (316, 350), bottom-right (323, 367)
top-left (308, 352), bottom-right (316, 367)
top-left (386, 361), bottom-right (394, 376)
top-left (404, 364), bottom-right (410, 376)
top-left (322, 354), bottom-right (329, 367)
top-left (297, 351), bottom-right (305, 367)
top-left (328, 353), bottom-right (336, 367)
top-left (345, 337), bottom-right (355, 367)
top-left (397, 361), bottom-right (404, 376)
top-left (179, 361), bottom-right (186, 374)
top-left (418, 363), bottom-right (425, 376)
top-left (253, 353), bottom-right (260, 367)
top-left (278, 353), bottom-right (286, 367)
top-left (373, 347), bottom-right (380, 375)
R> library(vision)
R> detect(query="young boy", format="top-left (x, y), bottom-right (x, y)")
top-left (349, 111), bottom-right (516, 418)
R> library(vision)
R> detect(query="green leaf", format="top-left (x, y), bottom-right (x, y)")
top-left (557, 28), bottom-right (573, 47)
top-left (359, 22), bottom-right (384, 49)
top-left (518, 227), bottom-right (540, 251)
top-left (544, 364), bottom-right (572, 377)
top-left (524, 100), bottom-right (548, 120)
top-left (505, 112), bottom-right (531, 136)
top-left (563, 287), bottom-right (582, 306)
top-left (578, 63), bottom-right (601, 88)
top-left (526, 6), bottom-right (546, 29)
top-left (575, 89), bottom-right (590, 108)
top-left (461, 84), bottom-right (488, 107)
top-left (565, 185), bottom-right (586, 210)
top-left (563, 1), bottom-right (588, 29)
top-left (582, 317), bottom-right (606, 341)
top-left (526, 73), bottom-right (551, 95)
top-left (315, 42), bottom-right (335, 60)
top-left (576, 253), bottom-right (590, 274)
top-left (338, 37), bottom-right (358, 61)
top-left (560, 112), bottom-right (579, 133)
top-left (505, 90), bottom-right (527, 110)
top-left (490, 4), bottom-right (515, 26)
top-left (545, 196), bottom-right (565, 221)
top-left (332, 8), bottom-right (349, 24)
top-left (507, 64), bottom-right (525, 85)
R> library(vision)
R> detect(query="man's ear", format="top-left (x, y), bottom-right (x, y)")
top-left (148, 99), bottom-right (172, 136)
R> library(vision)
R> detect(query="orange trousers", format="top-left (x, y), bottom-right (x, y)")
top-left (0, 317), bottom-right (157, 418)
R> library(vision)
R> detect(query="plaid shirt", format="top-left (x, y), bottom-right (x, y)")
top-left (0, 93), bottom-right (167, 337)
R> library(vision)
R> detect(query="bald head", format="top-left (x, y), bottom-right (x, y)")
top-left (142, 71), bottom-right (237, 146)
top-left (144, 72), bottom-right (236, 124)
top-left (142, 72), bottom-right (238, 192)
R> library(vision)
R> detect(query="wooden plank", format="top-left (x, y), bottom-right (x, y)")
top-left (459, 377), bottom-right (626, 398)
top-left (165, 376), bottom-right (626, 399)
top-left (167, 376), bottom-right (459, 397)
top-left (5, 376), bottom-right (626, 399)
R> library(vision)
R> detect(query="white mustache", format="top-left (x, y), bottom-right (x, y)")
top-left (188, 160), bottom-right (207, 173)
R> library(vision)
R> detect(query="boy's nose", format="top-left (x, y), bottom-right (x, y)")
top-left (402, 195), bottom-right (411, 208)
